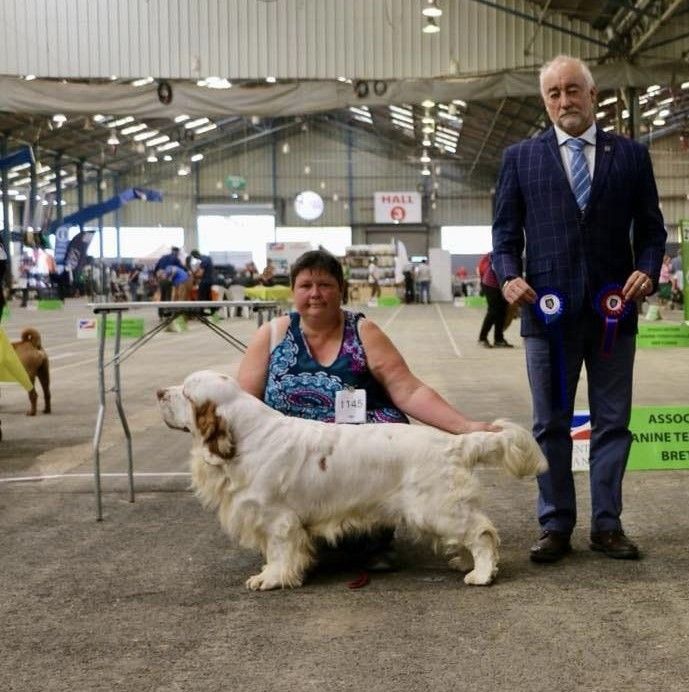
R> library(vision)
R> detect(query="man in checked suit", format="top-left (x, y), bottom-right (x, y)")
top-left (492, 55), bottom-right (666, 563)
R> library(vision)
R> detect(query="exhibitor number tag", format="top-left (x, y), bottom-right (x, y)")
top-left (335, 388), bottom-right (367, 424)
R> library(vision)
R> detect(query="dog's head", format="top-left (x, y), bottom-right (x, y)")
top-left (157, 370), bottom-right (238, 463)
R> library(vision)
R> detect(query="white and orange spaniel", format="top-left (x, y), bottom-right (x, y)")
top-left (157, 370), bottom-right (547, 591)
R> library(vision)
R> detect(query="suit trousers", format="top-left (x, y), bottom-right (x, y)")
top-left (524, 316), bottom-right (635, 534)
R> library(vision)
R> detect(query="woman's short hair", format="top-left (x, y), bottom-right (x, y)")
top-left (290, 249), bottom-right (344, 291)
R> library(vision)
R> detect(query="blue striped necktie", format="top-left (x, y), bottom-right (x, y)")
top-left (565, 137), bottom-right (591, 210)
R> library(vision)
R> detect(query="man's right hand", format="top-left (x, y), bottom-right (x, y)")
top-left (502, 277), bottom-right (537, 306)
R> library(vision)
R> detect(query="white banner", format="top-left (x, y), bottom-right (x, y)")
top-left (374, 192), bottom-right (422, 224)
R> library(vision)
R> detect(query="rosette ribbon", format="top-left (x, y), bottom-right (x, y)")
top-left (594, 285), bottom-right (632, 357)
top-left (534, 289), bottom-right (567, 411)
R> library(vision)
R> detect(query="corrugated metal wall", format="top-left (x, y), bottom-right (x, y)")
top-left (0, 0), bottom-right (607, 80)
top-left (649, 137), bottom-right (689, 235)
top-left (41, 122), bottom-right (689, 243)
top-left (108, 120), bottom-right (495, 233)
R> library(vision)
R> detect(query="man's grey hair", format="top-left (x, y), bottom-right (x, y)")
top-left (539, 55), bottom-right (596, 95)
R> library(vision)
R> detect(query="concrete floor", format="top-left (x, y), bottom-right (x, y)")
top-left (1, 296), bottom-right (689, 692)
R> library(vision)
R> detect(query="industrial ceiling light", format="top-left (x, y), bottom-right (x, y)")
top-left (422, 0), bottom-right (442, 18)
top-left (421, 165), bottom-right (431, 176)
top-left (423, 17), bottom-right (440, 33)
top-left (421, 99), bottom-right (435, 109)
top-left (420, 149), bottom-right (431, 163)
top-left (190, 153), bottom-right (204, 162)
top-left (146, 154), bottom-right (158, 163)
top-left (52, 113), bottom-right (67, 128)
top-left (107, 130), bottom-right (120, 146)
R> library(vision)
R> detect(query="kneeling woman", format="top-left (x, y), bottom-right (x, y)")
top-left (238, 249), bottom-right (496, 570)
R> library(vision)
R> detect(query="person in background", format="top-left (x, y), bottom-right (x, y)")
top-left (492, 55), bottom-right (666, 564)
top-left (238, 249), bottom-right (498, 573)
top-left (415, 259), bottom-right (432, 304)
top-left (670, 250), bottom-right (683, 309)
top-left (657, 254), bottom-right (672, 306)
top-left (367, 257), bottom-right (381, 300)
top-left (456, 265), bottom-right (469, 297)
top-left (165, 264), bottom-right (191, 301)
top-left (477, 252), bottom-right (513, 348)
top-left (403, 264), bottom-right (415, 304)
top-left (128, 264), bottom-right (142, 302)
top-left (259, 259), bottom-right (276, 287)
top-left (154, 246), bottom-right (184, 317)
top-left (190, 249), bottom-right (215, 302)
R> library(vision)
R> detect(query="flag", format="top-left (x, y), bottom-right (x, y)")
top-left (0, 328), bottom-right (32, 390)
top-left (64, 230), bottom-right (96, 273)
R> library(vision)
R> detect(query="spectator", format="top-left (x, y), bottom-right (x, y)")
top-left (477, 252), bottom-right (513, 348)
top-left (154, 246), bottom-right (184, 317)
top-left (416, 259), bottom-right (432, 304)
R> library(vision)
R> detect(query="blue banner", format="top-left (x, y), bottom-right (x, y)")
top-left (47, 187), bottom-right (163, 237)
top-left (0, 146), bottom-right (34, 169)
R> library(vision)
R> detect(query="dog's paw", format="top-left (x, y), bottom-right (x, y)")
top-left (245, 568), bottom-right (303, 591)
top-left (246, 573), bottom-right (277, 591)
top-left (463, 566), bottom-right (497, 586)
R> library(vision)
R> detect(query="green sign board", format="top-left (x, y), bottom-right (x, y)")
top-left (637, 322), bottom-right (689, 348)
top-left (628, 407), bottom-right (689, 470)
top-left (573, 407), bottom-right (689, 471)
top-left (225, 175), bottom-right (246, 192)
top-left (37, 299), bottom-right (63, 310)
top-left (105, 317), bottom-right (145, 339)
top-left (463, 295), bottom-right (488, 308)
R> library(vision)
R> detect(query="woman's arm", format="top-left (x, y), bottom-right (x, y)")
top-left (359, 319), bottom-right (498, 434)
top-left (236, 315), bottom-right (289, 399)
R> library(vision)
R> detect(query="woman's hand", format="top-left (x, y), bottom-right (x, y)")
top-left (454, 420), bottom-right (502, 434)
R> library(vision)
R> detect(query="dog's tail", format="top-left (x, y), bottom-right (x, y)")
top-left (453, 420), bottom-right (547, 479)
top-left (20, 327), bottom-right (42, 350)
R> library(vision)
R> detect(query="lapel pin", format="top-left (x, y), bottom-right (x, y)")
top-left (604, 145), bottom-right (611, 152)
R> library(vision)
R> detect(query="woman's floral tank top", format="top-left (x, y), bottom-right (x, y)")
top-left (264, 310), bottom-right (409, 424)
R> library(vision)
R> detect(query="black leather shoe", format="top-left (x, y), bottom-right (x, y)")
top-left (493, 340), bottom-right (514, 348)
top-left (589, 530), bottom-right (640, 560)
top-left (530, 530), bottom-right (572, 563)
top-left (478, 339), bottom-right (492, 348)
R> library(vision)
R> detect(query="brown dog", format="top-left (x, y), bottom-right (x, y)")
top-left (12, 327), bottom-right (51, 416)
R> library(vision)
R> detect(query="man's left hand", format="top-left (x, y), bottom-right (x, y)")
top-left (622, 271), bottom-right (652, 301)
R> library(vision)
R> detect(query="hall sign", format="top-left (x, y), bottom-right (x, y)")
top-left (374, 191), bottom-right (422, 224)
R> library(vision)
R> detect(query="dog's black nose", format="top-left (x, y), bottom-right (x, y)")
top-left (156, 389), bottom-right (166, 401)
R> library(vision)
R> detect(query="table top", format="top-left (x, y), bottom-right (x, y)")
top-left (89, 300), bottom-right (279, 312)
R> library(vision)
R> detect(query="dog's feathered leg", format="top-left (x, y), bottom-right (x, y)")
top-left (463, 515), bottom-right (500, 586)
top-left (245, 513), bottom-right (314, 591)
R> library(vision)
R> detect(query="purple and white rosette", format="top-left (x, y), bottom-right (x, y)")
top-left (534, 289), bottom-right (567, 411)
top-left (594, 285), bottom-right (632, 357)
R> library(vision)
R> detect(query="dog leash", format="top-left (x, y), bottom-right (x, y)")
top-left (346, 571), bottom-right (371, 589)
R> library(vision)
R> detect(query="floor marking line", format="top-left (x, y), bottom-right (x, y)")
top-left (0, 472), bottom-right (191, 484)
top-left (381, 304), bottom-right (404, 329)
top-left (434, 303), bottom-right (463, 358)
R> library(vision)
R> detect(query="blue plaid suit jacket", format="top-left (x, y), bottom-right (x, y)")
top-left (491, 126), bottom-right (666, 337)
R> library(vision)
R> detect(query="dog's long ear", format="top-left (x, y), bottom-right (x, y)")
top-left (194, 401), bottom-right (235, 460)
